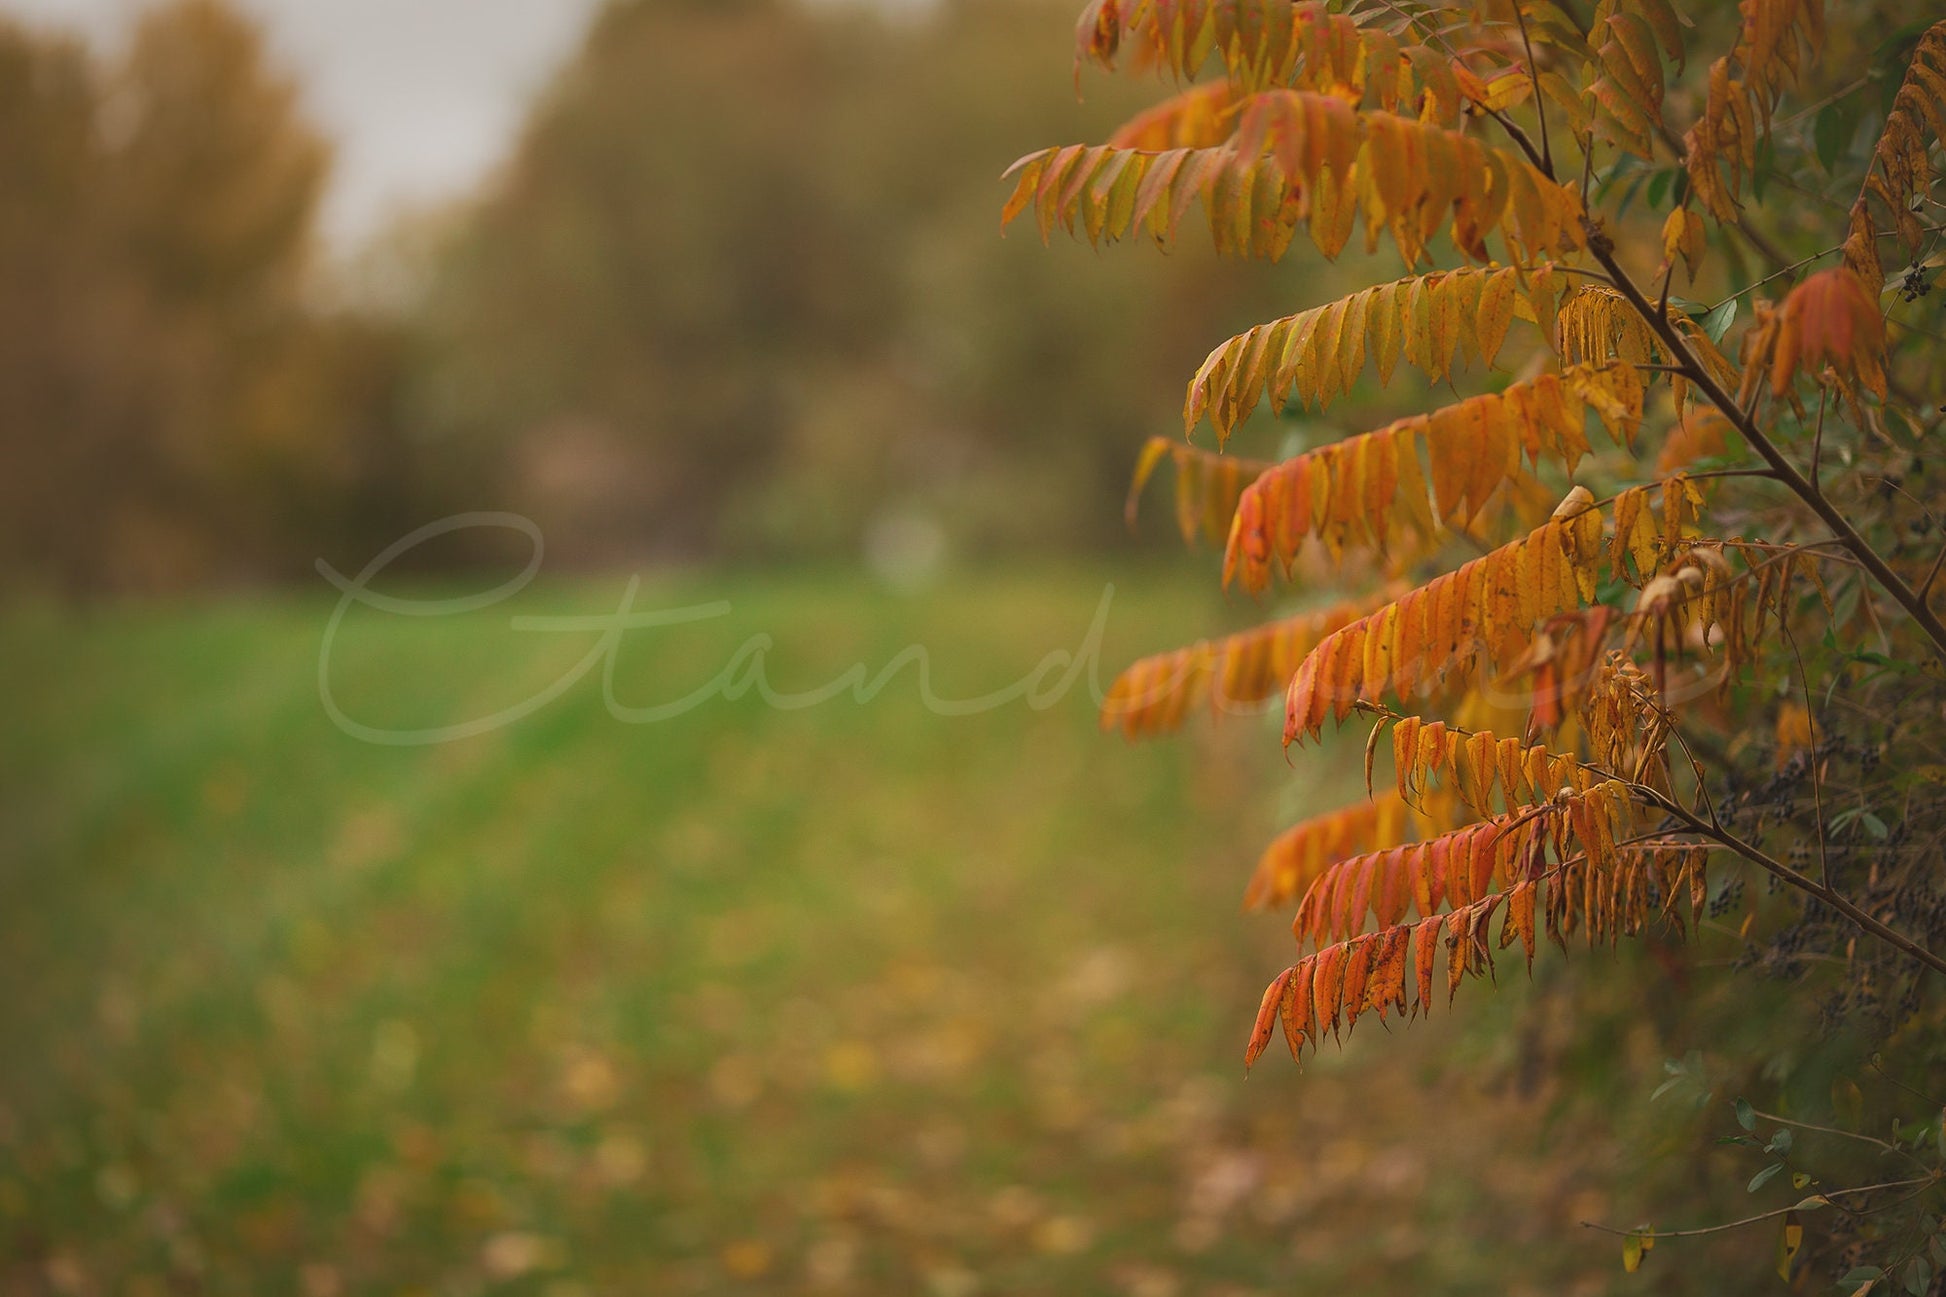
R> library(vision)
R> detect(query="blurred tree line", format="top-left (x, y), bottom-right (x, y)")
top-left (0, 1), bottom-right (430, 594)
top-left (1, 0), bottom-right (1316, 593)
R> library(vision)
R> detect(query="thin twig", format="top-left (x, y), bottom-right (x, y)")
top-left (1780, 617), bottom-right (1830, 886)
top-left (1749, 1110), bottom-right (1928, 1167)
top-left (1732, 216), bottom-right (1793, 275)
top-left (1810, 388), bottom-right (1829, 496)
top-left (1918, 543), bottom-right (1946, 602)
top-left (1706, 225), bottom-right (1946, 312)
top-left (1778, 76), bottom-right (1873, 128)
top-left (1552, 265), bottom-right (1618, 283)
top-left (1581, 1176), bottom-right (1939, 1241)
top-left (1682, 467), bottom-right (1784, 485)
top-left (1511, 3), bottom-right (1551, 174)
top-left (1867, 1056), bottom-right (1946, 1111)
top-left (1709, 245), bottom-right (1840, 312)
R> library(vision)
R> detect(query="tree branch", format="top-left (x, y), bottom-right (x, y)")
top-left (1633, 784), bottom-right (1946, 977)
top-left (1581, 227), bottom-right (1946, 663)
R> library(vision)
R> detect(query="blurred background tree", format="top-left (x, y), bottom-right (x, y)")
top-left (0, 0), bottom-right (1325, 593)
top-left (0, 1), bottom-right (432, 594)
top-left (410, 0), bottom-right (1309, 568)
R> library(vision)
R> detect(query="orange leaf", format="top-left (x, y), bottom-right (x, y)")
top-left (1312, 941), bottom-right (1348, 1040)
top-left (1411, 914), bottom-right (1443, 1016)
top-left (1445, 909), bottom-right (1470, 1004)
top-left (1503, 878), bottom-right (1538, 971)
top-left (1770, 267), bottom-right (1887, 399)
top-left (1366, 926), bottom-right (1410, 1022)
top-left (1280, 956), bottom-right (1317, 1061)
top-left (1339, 936), bottom-right (1374, 1034)
top-left (1246, 965), bottom-right (1294, 1070)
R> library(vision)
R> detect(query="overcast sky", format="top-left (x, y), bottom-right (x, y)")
top-left (1, 0), bottom-right (610, 248)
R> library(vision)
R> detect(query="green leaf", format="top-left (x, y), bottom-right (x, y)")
top-left (1903, 1257), bottom-right (1932, 1296)
top-left (1766, 1129), bottom-right (1794, 1155)
top-left (1752, 135), bottom-right (1776, 202)
top-left (1815, 103), bottom-right (1853, 172)
top-left (1862, 811), bottom-right (1888, 841)
top-left (1749, 1162), bottom-right (1784, 1193)
top-left (1646, 168), bottom-right (1673, 209)
top-left (1701, 298), bottom-right (1738, 343)
top-left (1735, 1097), bottom-right (1756, 1131)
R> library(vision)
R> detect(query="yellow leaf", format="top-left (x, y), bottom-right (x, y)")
top-left (1463, 729), bottom-right (1497, 812)
top-left (1429, 274), bottom-right (1460, 382)
top-left (1362, 604), bottom-right (1398, 705)
top-left (1777, 1211), bottom-right (1803, 1281)
top-left (1476, 267), bottom-right (1517, 368)
top-left (1369, 280), bottom-right (1402, 385)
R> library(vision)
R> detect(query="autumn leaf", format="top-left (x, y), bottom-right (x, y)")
top-left (1107, 82), bottom-right (1238, 151)
top-left (1103, 592), bottom-right (1388, 741)
top-left (1185, 265), bottom-right (1567, 438)
top-left (1001, 91), bottom-right (1582, 266)
top-left (1218, 370), bottom-right (1636, 590)
top-left (1841, 21), bottom-right (1946, 289)
top-left (1124, 435), bottom-right (1270, 547)
top-left (1769, 267), bottom-right (1887, 399)
top-left (1245, 792), bottom-right (1427, 912)
top-left (1245, 964), bottom-right (1295, 1069)
top-left (1684, 0), bottom-right (1824, 220)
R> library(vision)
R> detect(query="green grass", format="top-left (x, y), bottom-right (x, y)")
top-left (0, 568), bottom-right (1660, 1296)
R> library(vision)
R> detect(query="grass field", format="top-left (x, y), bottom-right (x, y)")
top-left (0, 568), bottom-right (1672, 1296)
